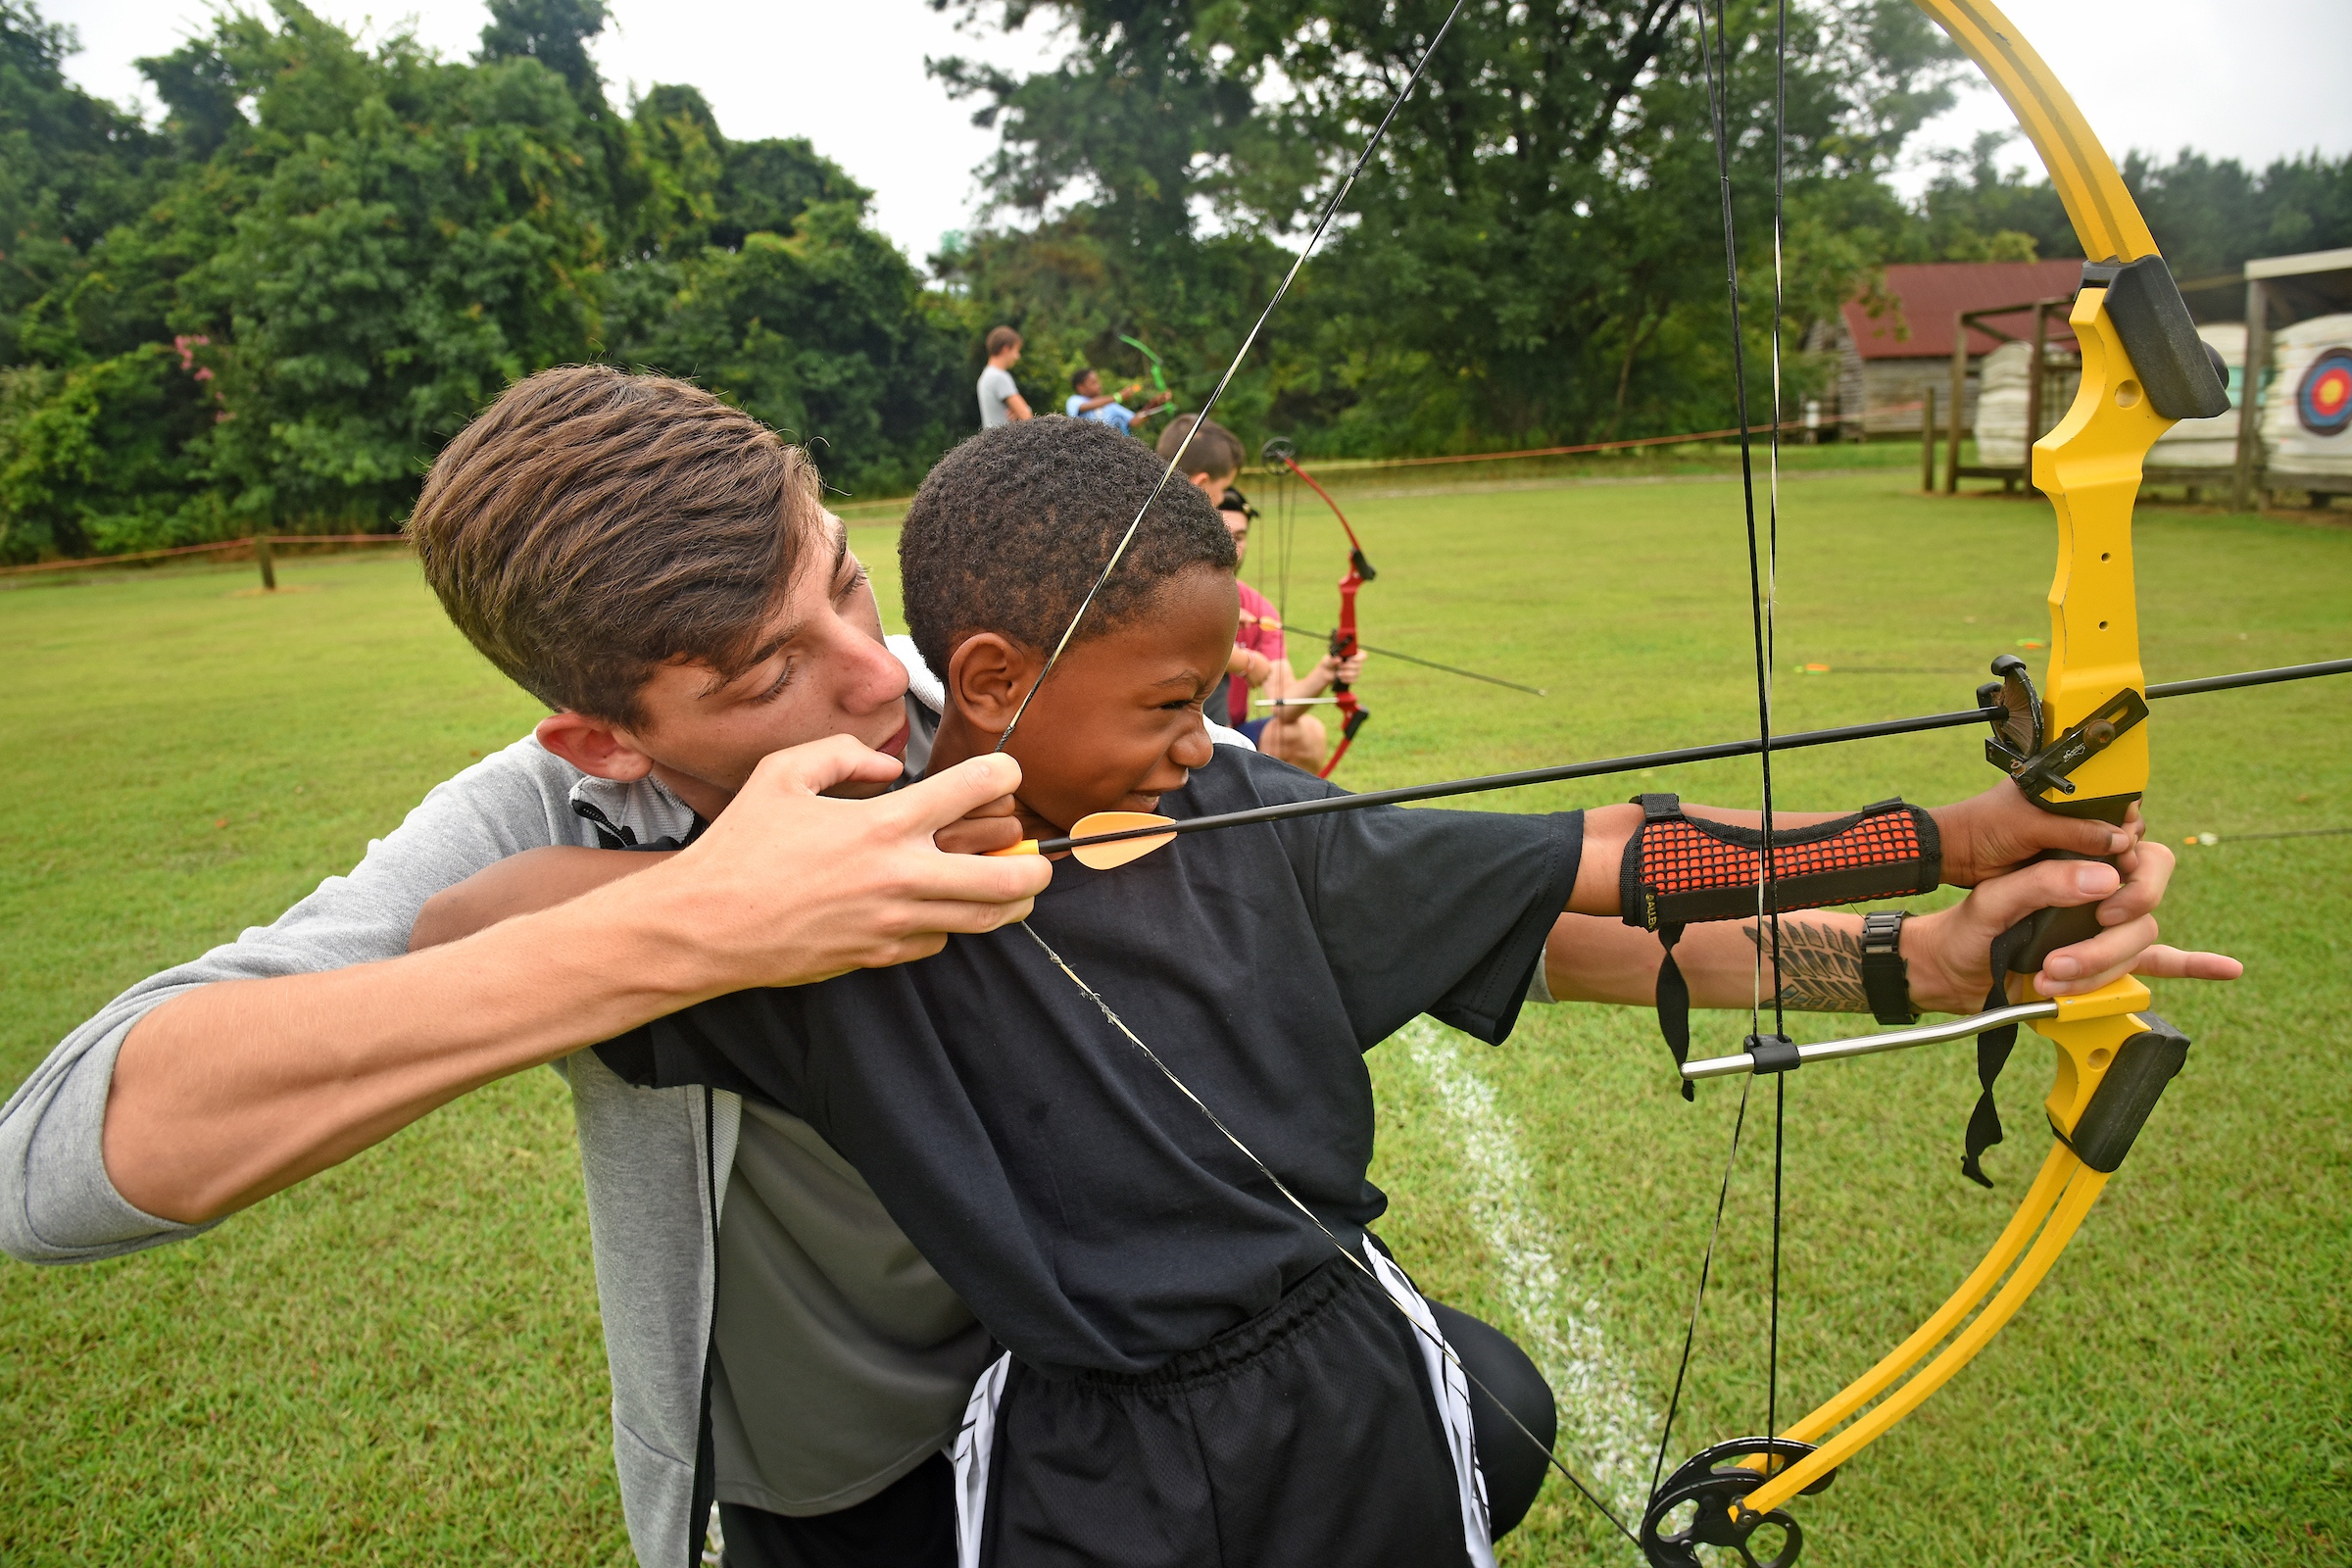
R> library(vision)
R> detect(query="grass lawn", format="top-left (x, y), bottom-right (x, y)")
top-left (3, 468), bottom-right (2346, 1565)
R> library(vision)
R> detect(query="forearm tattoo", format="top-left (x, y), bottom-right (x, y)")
top-left (1742, 920), bottom-right (1869, 1012)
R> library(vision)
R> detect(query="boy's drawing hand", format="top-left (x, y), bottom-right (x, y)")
top-left (1903, 840), bottom-right (2241, 1012)
top-left (934, 787), bottom-right (1026, 855)
top-left (1930, 781), bottom-right (2145, 885)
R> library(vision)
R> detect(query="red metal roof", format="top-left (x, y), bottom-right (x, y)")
top-left (1841, 261), bottom-right (2087, 361)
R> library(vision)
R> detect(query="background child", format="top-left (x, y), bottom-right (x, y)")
top-left (1157, 414), bottom-right (1364, 770)
top-left (1064, 366), bottom-right (1171, 433)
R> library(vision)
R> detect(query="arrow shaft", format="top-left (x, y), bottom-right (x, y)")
top-left (1037, 657), bottom-right (2350, 856)
top-left (1237, 612), bottom-right (1548, 697)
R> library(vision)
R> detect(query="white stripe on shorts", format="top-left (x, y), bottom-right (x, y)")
top-left (1366, 1246), bottom-right (1499, 1568)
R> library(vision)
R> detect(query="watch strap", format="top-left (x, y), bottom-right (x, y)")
top-left (1861, 909), bottom-right (1918, 1025)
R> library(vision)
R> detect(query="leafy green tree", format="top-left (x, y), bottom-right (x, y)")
top-left (157, 8), bottom-right (612, 529)
top-left (624, 82), bottom-right (874, 257)
top-left (477, 0), bottom-right (612, 107)
top-left (0, 1), bottom-right (161, 363)
top-left (933, 0), bottom-right (1970, 453)
top-left (610, 202), bottom-right (970, 493)
top-left (1915, 138), bottom-right (2352, 283)
top-left (0, 345), bottom-right (218, 557)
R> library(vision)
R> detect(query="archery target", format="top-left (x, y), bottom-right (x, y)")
top-left (2296, 348), bottom-right (2352, 437)
top-left (2260, 315), bottom-right (2352, 476)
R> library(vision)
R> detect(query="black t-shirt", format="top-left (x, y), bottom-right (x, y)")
top-left (597, 747), bottom-right (1582, 1378)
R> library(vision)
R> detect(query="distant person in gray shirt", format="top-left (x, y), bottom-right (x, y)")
top-left (0, 367), bottom-right (1054, 1568)
top-left (975, 324), bottom-right (1031, 427)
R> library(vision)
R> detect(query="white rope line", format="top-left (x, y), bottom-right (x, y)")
top-left (1401, 1019), bottom-right (1654, 1521)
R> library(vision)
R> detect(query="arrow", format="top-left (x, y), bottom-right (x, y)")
top-left (981, 657), bottom-right (2350, 865)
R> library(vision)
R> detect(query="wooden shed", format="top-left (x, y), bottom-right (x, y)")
top-left (1821, 260), bottom-right (2087, 435)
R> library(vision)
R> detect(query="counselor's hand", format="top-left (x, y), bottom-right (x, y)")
top-left (642, 737), bottom-right (1052, 991)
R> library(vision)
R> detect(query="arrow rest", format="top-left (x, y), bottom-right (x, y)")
top-left (1979, 654), bottom-right (2043, 771)
top-left (1642, 1438), bottom-right (1834, 1568)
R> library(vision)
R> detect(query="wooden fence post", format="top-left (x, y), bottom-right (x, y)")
top-left (1921, 384), bottom-right (1936, 492)
top-left (255, 535), bottom-right (276, 592)
top-left (1946, 313), bottom-right (1968, 494)
top-left (2231, 277), bottom-right (2268, 513)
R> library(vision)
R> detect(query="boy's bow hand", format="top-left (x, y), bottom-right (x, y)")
top-left (1930, 781), bottom-right (2146, 886)
top-left (1903, 838), bottom-right (2242, 1012)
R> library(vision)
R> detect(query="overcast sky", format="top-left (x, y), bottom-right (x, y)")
top-left (41, 0), bottom-right (2352, 269)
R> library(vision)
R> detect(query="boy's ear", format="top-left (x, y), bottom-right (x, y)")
top-left (946, 632), bottom-right (1041, 735)
top-left (536, 710), bottom-right (658, 782)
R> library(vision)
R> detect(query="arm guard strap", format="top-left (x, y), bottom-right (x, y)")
top-left (1620, 794), bottom-right (1941, 1095)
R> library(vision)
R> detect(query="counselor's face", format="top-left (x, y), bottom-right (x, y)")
top-left (621, 514), bottom-right (912, 807)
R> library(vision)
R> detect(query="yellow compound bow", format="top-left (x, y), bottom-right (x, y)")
top-left (1641, 2), bottom-right (2232, 1560)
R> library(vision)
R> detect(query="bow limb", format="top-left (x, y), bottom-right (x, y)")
top-left (1271, 452), bottom-right (1377, 778)
top-left (1735, 992), bottom-right (2158, 1516)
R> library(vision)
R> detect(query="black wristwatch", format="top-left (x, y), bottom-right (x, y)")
top-left (1861, 910), bottom-right (1919, 1025)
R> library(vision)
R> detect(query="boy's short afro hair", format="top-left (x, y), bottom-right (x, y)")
top-left (900, 417), bottom-right (1238, 683)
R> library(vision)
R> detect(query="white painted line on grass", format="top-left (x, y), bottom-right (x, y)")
top-left (1400, 1016), bottom-right (1654, 1524)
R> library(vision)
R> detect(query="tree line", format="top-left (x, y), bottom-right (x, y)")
top-left (3, 0), bottom-right (2345, 562)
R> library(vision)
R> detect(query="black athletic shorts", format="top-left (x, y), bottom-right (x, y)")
top-left (963, 1254), bottom-right (1478, 1568)
top-left (717, 1289), bottom-right (1555, 1568)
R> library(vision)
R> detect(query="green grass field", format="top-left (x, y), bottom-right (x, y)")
top-left (3, 467), bottom-right (2346, 1565)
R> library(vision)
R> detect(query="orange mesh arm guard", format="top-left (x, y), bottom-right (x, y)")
top-left (1620, 795), bottom-right (1941, 1093)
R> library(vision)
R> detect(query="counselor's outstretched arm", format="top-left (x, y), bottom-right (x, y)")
top-left (100, 745), bottom-right (1048, 1226)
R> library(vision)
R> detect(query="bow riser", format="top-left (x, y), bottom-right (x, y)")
top-left (2030, 289), bottom-right (2169, 814)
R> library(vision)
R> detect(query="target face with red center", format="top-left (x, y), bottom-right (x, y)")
top-left (2297, 347), bottom-right (2352, 437)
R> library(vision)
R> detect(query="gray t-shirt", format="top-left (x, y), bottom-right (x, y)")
top-left (712, 1104), bottom-right (991, 1514)
top-left (976, 364), bottom-right (1020, 427)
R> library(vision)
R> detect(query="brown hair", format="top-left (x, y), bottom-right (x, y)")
top-left (984, 325), bottom-right (1022, 356)
top-left (1155, 414), bottom-right (1242, 480)
top-left (407, 366), bottom-right (821, 727)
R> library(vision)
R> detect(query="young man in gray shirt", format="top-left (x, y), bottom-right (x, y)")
top-left (0, 368), bottom-right (1055, 1568)
top-left (975, 325), bottom-right (1032, 428)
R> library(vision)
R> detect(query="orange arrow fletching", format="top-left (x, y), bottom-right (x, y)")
top-left (1065, 811), bottom-right (1177, 869)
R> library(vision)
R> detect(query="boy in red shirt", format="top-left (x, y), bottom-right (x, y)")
top-left (1156, 416), bottom-right (1363, 771)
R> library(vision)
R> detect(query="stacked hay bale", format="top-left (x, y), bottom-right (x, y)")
top-left (1972, 341), bottom-right (2034, 468)
top-left (1972, 342), bottom-right (2081, 468)
top-left (2150, 323), bottom-right (2247, 468)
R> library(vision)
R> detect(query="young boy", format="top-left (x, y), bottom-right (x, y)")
top-left (598, 416), bottom-right (1553, 1565)
top-left (1157, 415), bottom-right (1360, 770)
top-left (576, 416), bottom-right (2192, 1566)
top-left (1064, 367), bottom-right (1171, 434)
